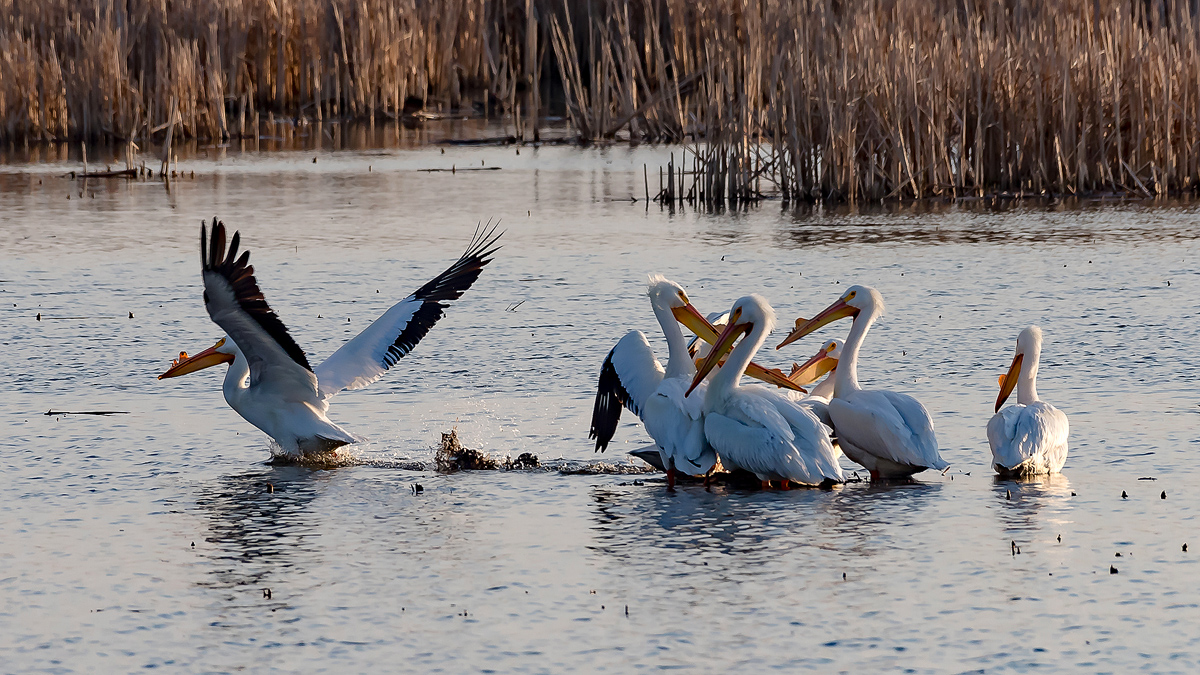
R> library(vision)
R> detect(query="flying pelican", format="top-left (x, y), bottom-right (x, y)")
top-left (685, 295), bottom-right (843, 489)
top-left (590, 278), bottom-right (802, 488)
top-left (988, 325), bottom-right (1069, 476)
top-left (159, 219), bottom-right (501, 459)
top-left (778, 285), bottom-right (947, 480)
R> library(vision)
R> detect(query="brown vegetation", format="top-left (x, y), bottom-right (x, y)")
top-left (4, 0), bottom-right (1200, 201)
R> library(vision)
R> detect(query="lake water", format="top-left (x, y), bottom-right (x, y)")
top-left (2, 131), bottom-right (1199, 673)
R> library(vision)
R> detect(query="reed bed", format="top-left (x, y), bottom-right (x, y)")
top-left (5, 0), bottom-right (1200, 201)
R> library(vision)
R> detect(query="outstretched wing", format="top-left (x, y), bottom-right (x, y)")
top-left (200, 219), bottom-right (317, 393)
top-left (589, 330), bottom-right (664, 452)
top-left (314, 224), bottom-right (502, 400)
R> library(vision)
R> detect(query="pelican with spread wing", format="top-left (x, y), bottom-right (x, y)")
top-left (159, 218), bottom-right (501, 458)
top-left (589, 277), bottom-right (803, 488)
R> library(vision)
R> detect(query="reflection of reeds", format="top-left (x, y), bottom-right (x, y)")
top-left (5, 0), bottom-right (1200, 201)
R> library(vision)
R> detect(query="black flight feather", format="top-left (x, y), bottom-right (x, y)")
top-left (588, 346), bottom-right (636, 453)
top-left (201, 218), bottom-right (312, 371)
top-left (378, 222), bottom-right (503, 368)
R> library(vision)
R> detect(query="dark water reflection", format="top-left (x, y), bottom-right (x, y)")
top-left (195, 468), bottom-right (325, 591)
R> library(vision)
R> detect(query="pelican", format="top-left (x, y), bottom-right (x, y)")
top-left (159, 218), bottom-right (501, 459)
top-left (589, 278), bottom-right (802, 488)
top-left (988, 326), bottom-right (1069, 476)
top-left (778, 285), bottom-right (948, 480)
top-left (685, 295), bottom-right (843, 488)
top-left (785, 338), bottom-right (844, 429)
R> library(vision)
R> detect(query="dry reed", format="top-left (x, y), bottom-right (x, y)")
top-left (5, 0), bottom-right (1200, 201)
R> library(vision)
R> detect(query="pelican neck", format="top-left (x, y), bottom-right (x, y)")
top-left (653, 303), bottom-right (694, 380)
top-left (833, 306), bottom-right (878, 399)
top-left (1017, 343), bottom-right (1041, 405)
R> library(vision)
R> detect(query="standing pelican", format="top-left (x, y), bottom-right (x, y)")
top-left (778, 285), bottom-right (947, 479)
top-left (159, 219), bottom-right (501, 459)
top-left (590, 278), bottom-right (801, 488)
top-left (685, 295), bottom-right (843, 488)
top-left (988, 326), bottom-right (1069, 476)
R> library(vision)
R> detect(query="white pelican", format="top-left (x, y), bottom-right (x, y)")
top-left (589, 278), bottom-right (802, 488)
top-left (988, 325), bottom-right (1069, 476)
top-left (778, 285), bottom-right (948, 480)
top-left (785, 339), bottom-right (844, 429)
top-left (159, 219), bottom-right (501, 459)
top-left (685, 295), bottom-right (844, 488)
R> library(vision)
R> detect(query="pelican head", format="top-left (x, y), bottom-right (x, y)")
top-left (646, 274), bottom-right (712, 338)
top-left (686, 295), bottom-right (776, 396)
top-left (158, 336), bottom-right (237, 379)
top-left (996, 325), bottom-right (1042, 412)
top-left (789, 338), bottom-right (843, 385)
top-left (777, 284), bottom-right (884, 349)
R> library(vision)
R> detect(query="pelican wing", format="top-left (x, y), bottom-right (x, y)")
top-left (589, 330), bottom-right (664, 452)
top-left (988, 402), bottom-right (1069, 473)
top-left (829, 390), bottom-right (947, 470)
top-left (704, 389), bottom-right (841, 484)
top-left (201, 219), bottom-right (317, 394)
top-left (314, 225), bottom-right (502, 400)
top-left (642, 377), bottom-right (715, 474)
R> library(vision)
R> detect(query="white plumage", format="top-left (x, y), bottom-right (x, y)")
top-left (159, 219), bottom-right (500, 459)
top-left (687, 295), bottom-right (844, 487)
top-left (778, 285), bottom-right (947, 479)
top-left (988, 325), bottom-right (1069, 476)
top-left (589, 277), bottom-right (716, 483)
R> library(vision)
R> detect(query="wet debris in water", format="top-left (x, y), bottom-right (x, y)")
top-left (1110, 565), bottom-right (1119, 574)
top-left (435, 429), bottom-right (499, 472)
top-left (507, 453), bottom-right (540, 470)
top-left (1161, 491), bottom-right (1167, 499)
top-left (1011, 541), bottom-right (1021, 556)
top-left (1115, 552), bottom-right (1122, 557)
top-left (842, 572), bottom-right (847, 580)
top-left (1006, 489), bottom-right (1011, 500)
top-left (1121, 490), bottom-right (1128, 499)
top-left (1071, 491), bottom-right (1077, 496)
top-left (1138, 476), bottom-right (1157, 480)
top-left (263, 588), bottom-right (272, 599)
top-left (1184, 544), bottom-right (1188, 552)
top-left (1057, 534), bottom-right (1061, 543)
top-left (412, 483), bottom-right (424, 495)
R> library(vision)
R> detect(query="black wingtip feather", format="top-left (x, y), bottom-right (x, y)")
top-left (376, 223), bottom-right (503, 369)
top-left (588, 346), bottom-right (634, 453)
top-left (201, 218), bottom-right (311, 371)
top-left (411, 220), bottom-right (504, 303)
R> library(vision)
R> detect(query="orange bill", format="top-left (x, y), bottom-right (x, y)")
top-left (158, 338), bottom-right (234, 379)
top-left (995, 352), bottom-right (1023, 412)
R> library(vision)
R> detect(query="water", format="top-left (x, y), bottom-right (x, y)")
top-left (2, 136), bottom-right (1199, 672)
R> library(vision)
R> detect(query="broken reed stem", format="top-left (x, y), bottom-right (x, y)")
top-left (4, 0), bottom-right (1200, 202)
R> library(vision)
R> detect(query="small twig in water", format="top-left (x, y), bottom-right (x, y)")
top-left (45, 410), bottom-right (130, 416)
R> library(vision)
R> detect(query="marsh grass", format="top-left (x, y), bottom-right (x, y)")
top-left (5, 0), bottom-right (1200, 201)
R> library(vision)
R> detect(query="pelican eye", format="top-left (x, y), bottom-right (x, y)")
top-left (846, 291), bottom-right (856, 300)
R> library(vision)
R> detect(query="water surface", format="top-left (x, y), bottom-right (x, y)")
top-left (1, 140), bottom-right (1199, 673)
